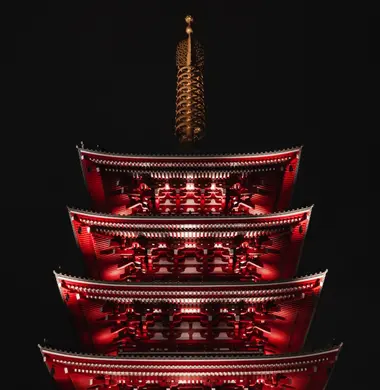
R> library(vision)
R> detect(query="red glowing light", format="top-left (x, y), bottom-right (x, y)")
top-left (78, 147), bottom-right (302, 215)
top-left (39, 16), bottom-right (340, 388)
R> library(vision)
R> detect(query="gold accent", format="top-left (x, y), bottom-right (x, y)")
top-left (185, 15), bottom-right (193, 35)
top-left (175, 16), bottom-right (206, 144)
top-left (185, 15), bottom-right (193, 25)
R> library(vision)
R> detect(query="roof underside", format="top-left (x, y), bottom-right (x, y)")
top-left (55, 271), bottom-right (326, 355)
top-left (68, 206), bottom-right (312, 282)
top-left (77, 146), bottom-right (302, 215)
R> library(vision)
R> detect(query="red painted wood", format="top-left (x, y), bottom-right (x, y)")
top-left (69, 208), bottom-right (312, 282)
top-left (78, 148), bottom-right (301, 215)
top-left (55, 272), bottom-right (326, 355)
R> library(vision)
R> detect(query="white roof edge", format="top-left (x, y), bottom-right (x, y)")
top-left (67, 206), bottom-right (313, 222)
top-left (40, 344), bottom-right (341, 362)
top-left (78, 146), bottom-right (302, 161)
top-left (54, 270), bottom-right (328, 289)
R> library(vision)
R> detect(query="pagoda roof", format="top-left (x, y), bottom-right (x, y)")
top-left (78, 146), bottom-right (302, 214)
top-left (39, 344), bottom-right (342, 387)
top-left (78, 145), bottom-right (302, 168)
top-left (54, 271), bottom-right (325, 354)
top-left (69, 206), bottom-right (311, 282)
top-left (40, 343), bottom-right (341, 362)
top-left (54, 270), bottom-right (327, 300)
top-left (69, 206), bottom-right (312, 230)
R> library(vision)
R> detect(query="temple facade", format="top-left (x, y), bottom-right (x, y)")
top-left (40, 16), bottom-right (341, 390)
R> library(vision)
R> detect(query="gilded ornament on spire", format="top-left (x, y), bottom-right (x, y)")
top-left (185, 15), bottom-right (193, 35)
top-left (175, 15), bottom-right (206, 144)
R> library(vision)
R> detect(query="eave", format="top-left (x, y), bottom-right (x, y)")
top-left (78, 145), bottom-right (302, 166)
top-left (68, 205), bottom-right (313, 227)
top-left (39, 343), bottom-right (342, 363)
top-left (54, 270), bottom-right (327, 291)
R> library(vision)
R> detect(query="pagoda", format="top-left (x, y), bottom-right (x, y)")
top-left (40, 16), bottom-right (341, 389)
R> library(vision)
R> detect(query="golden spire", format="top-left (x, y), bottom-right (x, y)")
top-left (185, 15), bottom-right (193, 66)
top-left (175, 15), bottom-right (206, 144)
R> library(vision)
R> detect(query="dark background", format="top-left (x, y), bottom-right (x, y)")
top-left (5, 0), bottom-right (372, 388)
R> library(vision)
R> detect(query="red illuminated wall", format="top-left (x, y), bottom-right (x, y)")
top-left (40, 142), bottom-right (342, 390)
top-left (78, 147), bottom-right (301, 215)
top-left (55, 272), bottom-right (326, 355)
top-left (69, 208), bottom-right (311, 282)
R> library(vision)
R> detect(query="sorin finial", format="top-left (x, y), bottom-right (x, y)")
top-left (175, 15), bottom-right (206, 144)
top-left (185, 15), bottom-right (194, 35)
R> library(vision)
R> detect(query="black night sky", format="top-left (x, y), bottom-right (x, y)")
top-left (5, 1), bottom-right (371, 389)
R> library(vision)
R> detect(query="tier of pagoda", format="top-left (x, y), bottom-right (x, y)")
top-left (40, 16), bottom-right (341, 390)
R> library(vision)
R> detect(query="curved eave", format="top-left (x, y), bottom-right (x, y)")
top-left (39, 343), bottom-right (342, 362)
top-left (68, 205), bottom-right (313, 223)
top-left (54, 270), bottom-right (327, 290)
top-left (78, 146), bottom-right (302, 162)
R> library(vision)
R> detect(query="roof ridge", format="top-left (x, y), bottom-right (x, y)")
top-left (77, 145), bottom-right (303, 158)
top-left (53, 269), bottom-right (328, 287)
top-left (67, 205), bottom-right (313, 219)
top-left (38, 342), bottom-right (343, 360)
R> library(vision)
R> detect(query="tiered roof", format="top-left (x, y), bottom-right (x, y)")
top-left (69, 206), bottom-right (312, 281)
top-left (78, 146), bottom-right (301, 170)
top-left (40, 344), bottom-right (342, 390)
top-left (78, 146), bottom-right (302, 214)
top-left (55, 271), bottom-right (326, 355)
top-left (40, 14), bottom-right (341, 389)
